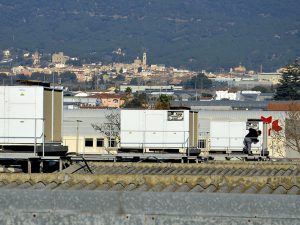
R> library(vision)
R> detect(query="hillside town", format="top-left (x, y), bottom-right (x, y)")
top-left (0, 49), bottom-right (287, 110)
top-left (0, 1), bottom-right (300, 224)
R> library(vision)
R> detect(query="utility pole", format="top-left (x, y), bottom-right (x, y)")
top-left (76, 120), bottom-right (83, 154)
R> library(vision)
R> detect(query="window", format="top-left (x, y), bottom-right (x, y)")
top-left (109, 139), bottom-right (116, 147)
top-left (198, 139), bottom-right (206, 149)
top-left (96, 138), bottom-right (104, 147)
top-left (85, 138), bottom-right (93, 147)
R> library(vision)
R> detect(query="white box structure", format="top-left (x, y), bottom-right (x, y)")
top-left (0, 86), bottom-right (63, 145)
top-left (121, 110), bottom-right (198, 151)
top-left (210, 121), bottom-right (263, 151)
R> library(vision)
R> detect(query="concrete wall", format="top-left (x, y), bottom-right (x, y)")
top-left (0, 190), bottom-right (299, 225)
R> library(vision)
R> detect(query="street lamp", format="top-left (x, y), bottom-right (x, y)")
top-left (76, 120), bottom-right (83, 155)
top-left (64, 119), bottom-right (83, 155)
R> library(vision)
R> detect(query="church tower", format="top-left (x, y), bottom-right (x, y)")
top-left (142, 51), bottom-right (147, 67)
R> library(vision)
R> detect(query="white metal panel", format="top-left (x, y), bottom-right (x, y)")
top-left (0, 86), bottom-right (44, 144)
top-left (210, 121), bottom-right (264, 151)
top-left (145, 113), bottom-right (164, 148)
top-left (121, 110), bottom-right (190, 149)
top-left (0, 87), bottom-right (7, 143)
top-left (210, 121), bottom-right (230, 150)
top-left (164, 110), bottom-right (189, 148)
top-left (120, 110), bottom-right (145, 148)
top-left (228, 122), bottom-right (246, 149)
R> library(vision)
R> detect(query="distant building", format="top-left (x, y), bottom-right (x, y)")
top-left (237, 91), bottom-right (261, 101)
top-left (150, 64), bottom-right (166, 72)
top-left (32, 51), bottom-right (40, 66)
top-left (112, 48), bottom-right (125, 56)
top-left (216, 90), bottom-right (237, 100)
top-left (233, 64), bottom-right (247, 74)
top-left (133, 57), bottom-right (142, 66)
top-left (2, 49), bottom-right (11, 59)
top-left (171, 100), bottom-right (269, 111)
top-left (258, 73), bottom-right (282, 85)
top-left (120, 85), bottom-right (183, 93)
top-left (63, 109), bottom-right (119, 154)
top-left (23, 52), bottom-right (30, 58)
top-left (84, 93), bottom-right (125, 108)
top-left (52, 52), bottom-right (69, 64)
top-left (12, 66), bottom-right (31, 76)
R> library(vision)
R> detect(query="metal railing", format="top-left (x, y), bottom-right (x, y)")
top-left (199, 132), bottom-right (264, 153)
top-left (121, 130), bottom-right (190, 150)
top-left (0, 118), bottom-right (45, 156)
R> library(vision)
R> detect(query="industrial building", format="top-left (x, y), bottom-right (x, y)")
top-left (62, 109), bottom-right (297, 159)
top-left (63, 109), bottom-right (120, 155)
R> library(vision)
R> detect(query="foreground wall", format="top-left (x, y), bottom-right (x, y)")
top-left (0, 190), bottom-right (299, 225)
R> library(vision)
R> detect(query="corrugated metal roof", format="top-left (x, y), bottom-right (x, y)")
top-left (67, 161), bottom-right (300, 176)
top-left (0, 169), bottom-right (299, 194)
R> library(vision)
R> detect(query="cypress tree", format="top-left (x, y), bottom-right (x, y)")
top-left (274, 62), bottom-right (300, 100)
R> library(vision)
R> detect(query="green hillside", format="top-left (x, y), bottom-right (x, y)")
top-left (0, 0), bottom-right (299, 71)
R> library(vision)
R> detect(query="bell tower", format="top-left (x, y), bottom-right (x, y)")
top-left (142, 51), bottom-right (147, 67)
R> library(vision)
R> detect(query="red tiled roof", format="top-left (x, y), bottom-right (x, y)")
top-left (268, 102), bottom-right (300, 111)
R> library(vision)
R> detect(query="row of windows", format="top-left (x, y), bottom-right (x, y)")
top-left (84, 138), bottom-right (116, 147)
top-left (85, 138), bottom-right (205, 148)
top-left (85, 138), bottom-right (205, 149)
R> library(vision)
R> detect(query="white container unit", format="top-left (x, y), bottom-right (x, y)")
top-left (210, 121), bottom-right (263, 152)
top-left (0, 86), bottom-right (63, 146)
top-left (0, 86), bottom-right (44, 144)
top-left (121, 110), bottom-right (198, 152)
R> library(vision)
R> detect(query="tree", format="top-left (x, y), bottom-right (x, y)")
top-left (252, 86), bottom-right (269, 93)
top-left (125, 87), bottom-right (132, 96)
top-left (155, 94), bottom-right (171, 109)
top-left (268, 103), bottom-right (300, 157)
top-left (0, 73), bottom-right (8, 84)
top-left (60, 72), bottom-right (77, 84)
top-left (130, 78), bottom-right (139, 85)
top-left (285, 104), bottom-right (300, 154)
top-left (124, 93), bottom-right (147, 108)
top-left (274, 62), bottom-right (300, 100)
top-left (91, 110), bottom-right (120, 148)
top-left (182, 73), bottom-right (212, 89)
top-left (115, 74), bottom-right (125, 81)
top-left (30, 72), bottom-right (58, 82)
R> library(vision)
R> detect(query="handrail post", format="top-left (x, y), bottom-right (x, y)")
top-left (34, 118), bottom-right (37, 156)
top-left (42, 118), bottom-right (45, 158)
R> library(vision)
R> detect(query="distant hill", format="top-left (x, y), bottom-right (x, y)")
top-left (0, 0), bottom-right (299, 71)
